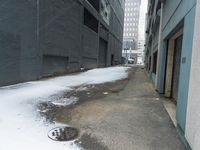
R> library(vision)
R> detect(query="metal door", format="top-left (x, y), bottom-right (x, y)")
top-left (98, 38), bottom-right (107, 67)
top-left (172, 35), bottom-right (183, 101)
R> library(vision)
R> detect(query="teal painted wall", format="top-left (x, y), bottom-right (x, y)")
top-left (157, 0), bottom-right (196, 132)
top-left (158, 40), bottom-right (167, 94)
top-left (177, 6), bottom-right (196, 132)
top-left (158, 0), bottom-right (196, 94)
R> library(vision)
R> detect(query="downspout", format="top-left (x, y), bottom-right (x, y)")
top-left (155, 0), bottom-right (164, 91)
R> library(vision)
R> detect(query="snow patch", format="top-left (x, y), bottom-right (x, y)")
top-left (0, 66), bottom-right (129, 150)
top-left (51, 96), bottom-right (79, 106)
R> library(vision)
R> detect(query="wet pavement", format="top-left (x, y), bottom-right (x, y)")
top-left (38, 66), bottom-right (186, 150)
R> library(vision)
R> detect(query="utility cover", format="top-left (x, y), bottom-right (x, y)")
top-left (48, 127), bottom-right (78, 141)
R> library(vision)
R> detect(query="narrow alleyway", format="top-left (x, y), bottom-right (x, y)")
top-left (49, 66), bottom-right (185, 150)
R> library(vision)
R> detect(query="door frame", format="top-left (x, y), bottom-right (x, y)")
top-left (165, 28), bottom-right (183, 98)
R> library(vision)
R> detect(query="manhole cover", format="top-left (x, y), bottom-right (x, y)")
top-left (48, 127), bottom-right (78, 141)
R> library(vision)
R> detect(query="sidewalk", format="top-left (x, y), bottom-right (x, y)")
top-left (52, 66), bottom-right (186, 150)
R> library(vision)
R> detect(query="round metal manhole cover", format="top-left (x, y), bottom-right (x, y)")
top-left (48, 127), bottom-right (79, 141)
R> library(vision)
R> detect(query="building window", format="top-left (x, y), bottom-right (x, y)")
top-left (84, 8), bottom-right (99, 33)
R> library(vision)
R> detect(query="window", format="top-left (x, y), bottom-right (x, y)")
top-left (84, 9), bottom-right (99, 33)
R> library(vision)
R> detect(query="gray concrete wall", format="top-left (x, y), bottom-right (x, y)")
top-left (40, 0), bottom-right (124, 73)
top-left (0, 0), bottom-right (41, 86)
top-left (0, 0), bottom-right (124, 86)
top-left (39, 0), bottom-right (82, 75)
top-left (82, 26), bottom-right (99, 69)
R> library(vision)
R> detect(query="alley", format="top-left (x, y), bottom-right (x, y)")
top-left (49, 66), bottom-right (186, 150)
top-left (2, 0), bottom-right (200, 149)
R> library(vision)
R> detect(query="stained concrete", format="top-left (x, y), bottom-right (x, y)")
top-left (40, 66), bottom-right (186, 150)
top-left (162, 97), bottom-right (177, 127)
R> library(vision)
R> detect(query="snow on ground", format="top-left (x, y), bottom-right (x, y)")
top-left (51, 96), bottom-right (79, 106)
top-left (0, 66), bottom-right (129, 150)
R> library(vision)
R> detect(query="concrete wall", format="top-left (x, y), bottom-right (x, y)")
top-left (39, 0), bottom-right (82, 75)
top-left (0, 0), bottom-right (125, 86)
top-left (157, 0), bottom-right (196, 133)
top-left (158, 0), bottom-right (196, 93)
top-left (145, 0), bottom-right (200, 148)
top-left (155, 0), bottom-right (197, 136)
top-left (162, 0), bottom-right (196, 38)
top-left (82, 26), bottom-right (99, 69)
top-left (109, 0), bottom-right (124, 65)
top-left (176, 7), bottom-right (196, 133)
top-left (0, 0), bottom-right (41, 86)
top-left (186, 0), bottom-right (200, 149)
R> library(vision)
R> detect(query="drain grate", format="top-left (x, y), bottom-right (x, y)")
top-left (48, 127), bottom-right (78, 141)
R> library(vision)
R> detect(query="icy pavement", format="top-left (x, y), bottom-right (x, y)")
top-left (0, 66), bottom-right (129, 150)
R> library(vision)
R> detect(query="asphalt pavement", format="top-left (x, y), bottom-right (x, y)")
top-left (43, 66), bottom-right (186, 150)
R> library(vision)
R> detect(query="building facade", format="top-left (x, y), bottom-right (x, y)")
top-left (0, 0), bottom-right (125, 86)
top-left (123, 0), bottom-right (141, 50)
top-left (145, 0), bottom-right (200, 149)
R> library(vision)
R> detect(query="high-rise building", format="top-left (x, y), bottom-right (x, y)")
top-left (123, 0), bottom-right (141, 50)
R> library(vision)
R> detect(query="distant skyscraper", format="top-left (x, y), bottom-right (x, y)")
top-left (123, 0), bottom-right (141, 50)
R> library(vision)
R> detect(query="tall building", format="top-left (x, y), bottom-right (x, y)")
top-left (123, 0), bottom-right (141, 50)
top-left (0, 0), bottom-right (125, 86)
